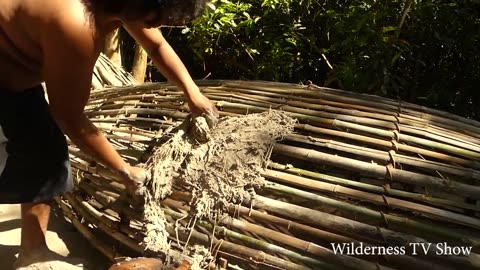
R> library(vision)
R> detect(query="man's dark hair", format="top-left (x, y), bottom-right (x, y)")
top-left (83, 0), bottom-right (207, 25)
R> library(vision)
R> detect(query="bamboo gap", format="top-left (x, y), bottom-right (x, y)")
top-left (58, 79), bottom-right (480, 270)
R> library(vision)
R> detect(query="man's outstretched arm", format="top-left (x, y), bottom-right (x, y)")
top-left (123, 23), bottom-right (218, 118)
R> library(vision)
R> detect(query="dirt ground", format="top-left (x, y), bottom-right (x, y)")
top-left (0, 203), bottom-right (110, 270)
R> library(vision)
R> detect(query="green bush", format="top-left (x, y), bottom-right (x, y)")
top-left (178, 0), bottom-right (480, 119)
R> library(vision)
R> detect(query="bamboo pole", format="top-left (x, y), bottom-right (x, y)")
top-left (203, 81), bottom-right (480, 138)
top-left (65, 193), bottom-right (145, 255)
top-left (85, 108), bottom-right (189, 121)
top-left (262, 181), bottom-right (480, 246)
top-left (297, 124), bottom-right (480, 170)
top-left (203, 92), bottom-right (398, 122)
top-left (264, 169), bottom-right (480, 229)
top-left (222, 202), bottom-right (452, 270)
top-left (285, 134), bottom-right (480, 181)
top-left (245, 195), bottom-right (479, 268)
top-left (215, 101), bottom-right (480, 161)
top-left (55, 197), bottom-right (121, 261)
top-left (273, 144), bottom-right (480, 200)
top-left (162, 199), bottom-right (392, 270)
top-left (160, 208), bottom-right (324, 270)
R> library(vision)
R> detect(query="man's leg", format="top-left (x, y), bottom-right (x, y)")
top-left (16, 202), bottom-right (51, 266)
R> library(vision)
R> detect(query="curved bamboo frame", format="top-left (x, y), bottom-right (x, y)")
top-left (57, 80), bottom-right (480, 270)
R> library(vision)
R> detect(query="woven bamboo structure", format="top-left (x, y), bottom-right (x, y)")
top-left (56, 80), bottom-right (480, 270)
top-left (92, 53), bottom-right (138, 89)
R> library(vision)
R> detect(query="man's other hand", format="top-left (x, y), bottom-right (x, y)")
top-left (122, 166), bottom-right (150, 203)
top-left (187, 92), bottom-right (219, 127)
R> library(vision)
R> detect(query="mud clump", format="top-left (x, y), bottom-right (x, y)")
top-left (142, 110), bottom-right (295, 258)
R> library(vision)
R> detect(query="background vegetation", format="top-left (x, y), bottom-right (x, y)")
top-left (150, 0), bottom-right (480, 119)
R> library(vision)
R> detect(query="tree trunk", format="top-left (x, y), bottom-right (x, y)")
top-left (131, 43), bottom-right (148, 83)
top-left (103, 28), bottom-right (122, 66)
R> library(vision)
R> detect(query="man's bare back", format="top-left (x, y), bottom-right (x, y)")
top-left (0, 0), bottom-right (108, 91)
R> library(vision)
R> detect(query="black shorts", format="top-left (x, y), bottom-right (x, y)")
top-left (0, 85), bottom-right (73, 204)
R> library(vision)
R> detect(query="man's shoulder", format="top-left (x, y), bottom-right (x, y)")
top-left (38, 0), bottom-right (92, 30)
top-left (38, 0), bottom-right (101, 56)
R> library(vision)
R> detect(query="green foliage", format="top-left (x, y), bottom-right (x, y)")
top-left (179, 0), bottom-right (480, 118)
top-left (184, 0), bottom-right (321, 81)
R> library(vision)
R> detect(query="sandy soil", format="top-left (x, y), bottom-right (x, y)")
top-left (0, 203), bottom-right (110, 270)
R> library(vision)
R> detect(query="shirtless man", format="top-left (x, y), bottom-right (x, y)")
top-left (0, 0), bottom-right (217, 268)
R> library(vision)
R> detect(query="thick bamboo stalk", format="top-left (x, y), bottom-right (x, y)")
top-left (55, 197), bottom-right (121, 261)
top-left (246, 195), bottom-right (478, 269)
top-left (203, 92), bottom-right (398, 122)
top-left (131, 43), bottom-right (148, 83)
top-left (65, 193), bottom-right (145, 255)
top-left (85, 108), bottom-right (188, 120)
top-left (297, 124), bottom-right (480, 170)
top-left (263, 182), bottom-right (480, 247)
top-left (215, 101), bottom-right (480, 161)
top-left (223, 203), bottom-right (451, 270)
top-left (273, 144), bottom-right (480, 200)
top-left (285, 134), bottom-right (480, 181)
top-left (161, 208), bottom-right (325, 270)
top-left (162, 198), bottom-right (386, 270)
top-left (268, 162), bottom-right (480, 212)
top-left (264, 170), bottom-right (480, 229)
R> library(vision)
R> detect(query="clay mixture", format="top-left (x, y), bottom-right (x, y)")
top-left (142, 110), bottom-right (296, 263)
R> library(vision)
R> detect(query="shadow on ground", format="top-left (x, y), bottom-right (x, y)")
top-left (0, 202), bottom-right (110, 270)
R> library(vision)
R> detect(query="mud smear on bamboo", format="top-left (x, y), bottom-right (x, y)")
top-left (142, 111), bottom-right (295, 257)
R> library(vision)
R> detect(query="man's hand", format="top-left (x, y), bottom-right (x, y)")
top-left (187, 92), bottom-right (219, 127)
top-left (121, 165), bottom-right (151, 203)
top-left (122, 25), bottom-right (219, 126)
